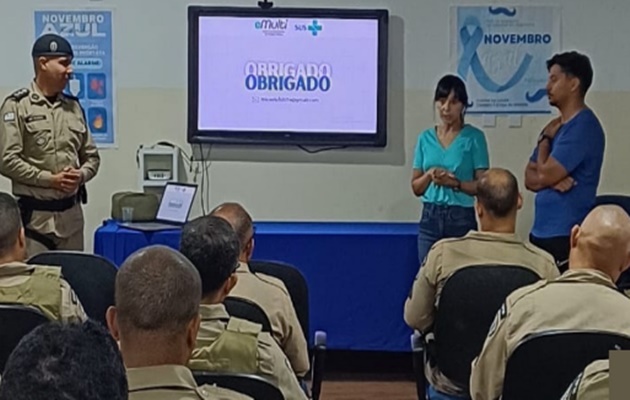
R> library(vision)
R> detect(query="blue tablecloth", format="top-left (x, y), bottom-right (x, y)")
top-left (94, 220), bottom-right (419, 352)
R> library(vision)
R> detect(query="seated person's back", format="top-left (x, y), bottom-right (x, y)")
top-left (0, 192), bottom-right (85, 322)
top-left (0, 320), bottom-right (127, 400)
top-left (470, 205), bottom-right (630, 400)
top-left (404, 168), bottom-right (559, 398)
top-left (211, 202), bottom-right (309, 376)
top-left (107, 245), bottom-right (252, 400)
top-left (180, 216), bottom-right (308, 400)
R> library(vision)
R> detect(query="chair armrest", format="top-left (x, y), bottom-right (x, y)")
top-left (311, 330), bottom-right (327, 400)
top-left (411, 331), bottom-right (427, 400)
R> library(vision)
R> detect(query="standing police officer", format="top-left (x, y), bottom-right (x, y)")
top-left (0, 34), bottom-right (100, 256)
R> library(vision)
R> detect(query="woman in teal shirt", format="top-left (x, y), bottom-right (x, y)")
top-left (411, 75), bottom-right (489, 266)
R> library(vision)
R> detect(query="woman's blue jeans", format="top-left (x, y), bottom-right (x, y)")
top-left (417, 203), bottom-right (478, 265)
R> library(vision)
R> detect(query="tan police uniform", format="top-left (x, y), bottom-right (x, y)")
top-left (0, 261), bottom-right (87, 322)
top-left (127, 364), bottom-right (253, 400)
top-left (230, 261), bottom-right (309, 376)
top-left (403, 231), bottom-right (560, 396)
top-left (188, 304), bottom-right (308, 400)
top-left (561, 359), bottom-right (609, 400)
top-left (0, 81), bottom-right (100, 256)
top-left (470, 269), bottom-right (630, 400)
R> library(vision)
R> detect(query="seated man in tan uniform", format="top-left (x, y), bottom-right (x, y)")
top-left (470, 205), bottom-right (630, 400)
top-left (561, 359), bottom-right (609, 400)
top-left (404, 168), bottom-right (559, 399)
top-left (106, 245), bottom-right (251, 400)
top-left (180, 216), bottom-right (308, 400)
top-left (0, 191), bottom-right (86, 322)
top-left (210, 202), bottom-right (309, 377)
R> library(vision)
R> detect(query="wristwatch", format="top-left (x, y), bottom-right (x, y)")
top-left (454, 179), bottom-right (462, 191)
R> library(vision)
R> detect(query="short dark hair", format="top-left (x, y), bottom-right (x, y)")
top-left (180, 216), bottom-right (240, 296)
top-left (547, 51), bottom-right (593, 96)
top-left (210, 202), bottom-right (253, 252)
top-left (0, 320), bottom-right (128, 400)
top-left (476, 168), bottom-right (519, 218)
top-left (115, 245), bottom-right (201, 335)
top-left (434, 74), bottom-right (470, 109)
top-left (0, 192), bottom-right (22, 257)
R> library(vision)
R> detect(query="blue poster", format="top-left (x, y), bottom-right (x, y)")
top-left (34, 10), bottom-right (115, 147)
top-left (451, 6), bottom-right (561, 114)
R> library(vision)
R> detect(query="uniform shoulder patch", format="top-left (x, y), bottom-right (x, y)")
top-left (486, 280), bottom-right (547, 337)
top-left (560, 371), bottom-right (583, 400)
top-left (8, 88), bottom-right (29, 101)
top-left (487, 301), bottom-right (508, 337)
top-left (70, 288), bottom-right (79, 306)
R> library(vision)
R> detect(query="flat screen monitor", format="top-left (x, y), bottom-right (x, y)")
top-left (187, 6), bottom-right (389, 147)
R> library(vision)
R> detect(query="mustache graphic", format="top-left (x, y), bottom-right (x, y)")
top-left (526, 89), bottom-right (549, 103)
top-left (488, 7), bottom-right (517, 17)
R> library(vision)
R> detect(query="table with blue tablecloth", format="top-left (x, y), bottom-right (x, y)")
top-left (94, 220), bottom-right (420, 352)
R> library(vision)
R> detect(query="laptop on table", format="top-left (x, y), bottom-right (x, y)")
top-left (119, 182), bottom-right (197, 232)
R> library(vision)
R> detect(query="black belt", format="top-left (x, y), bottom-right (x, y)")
top-left (17, 188), bottom-right (86, 251)
top-left (18, 194), bottom-right (79, 213)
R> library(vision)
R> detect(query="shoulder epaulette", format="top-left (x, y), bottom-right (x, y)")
top-left (256, 273), bottom-right (290, 294)
top-left (7, 88), bottom-right (29, 102)
top-left (510, 279), bottom-right (548, 305)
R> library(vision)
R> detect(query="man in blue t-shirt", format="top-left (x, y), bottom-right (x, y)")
top-left (525, 51), bottom-right (605, 272)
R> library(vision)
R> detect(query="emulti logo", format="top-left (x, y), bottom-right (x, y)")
top-left (254, 19), bottom-right (289, 36)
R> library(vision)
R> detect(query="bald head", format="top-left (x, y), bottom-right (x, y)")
top-left (114, 245), bottom-right (202, 335)
top-left (210, 202), bottom-right (253, 253)
top-left (476, 168), bottom-right (520, 219)
top-left (570, 205), bottom-right (630, 279)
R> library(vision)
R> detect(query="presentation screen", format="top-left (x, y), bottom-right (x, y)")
top-left (187, 6), bottom-right (389, 147)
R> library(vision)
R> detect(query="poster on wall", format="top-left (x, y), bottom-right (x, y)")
top-left (34, 10), bottom-right (116, 147)
top-left (450, 6), bottom-right (561, 114)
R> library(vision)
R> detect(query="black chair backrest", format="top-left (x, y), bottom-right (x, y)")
top-left (503, 330), bottom-right (630, 400)
top-left (595, 194), bottom-right (630, 213)
top-left (27, 251), bottom-right (117, 325)
top-left (249, 260), bottom-right (309, 341)
top-left (0, 304), bottom-right (50, 372)
top-left (224, 297), bottom-right (272, 333)
top-left (434, 265), bottom-right (541, 387)
top-left (193, 370), bottom-right (284, 400)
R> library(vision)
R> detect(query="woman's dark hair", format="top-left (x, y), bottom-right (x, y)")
top-left (434, 75), bottom-right (471, 110)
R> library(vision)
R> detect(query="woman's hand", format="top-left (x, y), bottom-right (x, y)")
top-left (432, 169), bottom-right (459, 187)
top-left (428, 168), bottom-right (446, 181)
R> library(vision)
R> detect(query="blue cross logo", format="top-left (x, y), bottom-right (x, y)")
top-left (308, 20), bottom-right (322, 36)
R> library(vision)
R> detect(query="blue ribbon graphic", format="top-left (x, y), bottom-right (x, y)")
top-left (458, 16), bottom-right (532, 94)
top-left (488, 7), bottom-right (517, 17)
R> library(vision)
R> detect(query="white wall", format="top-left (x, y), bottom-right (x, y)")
top-left (1, 0), bottom-right (629, 251)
